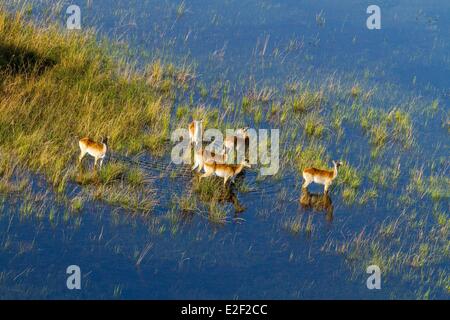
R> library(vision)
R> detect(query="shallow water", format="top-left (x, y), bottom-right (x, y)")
top-left (0, 0), bottom-right (449, 299)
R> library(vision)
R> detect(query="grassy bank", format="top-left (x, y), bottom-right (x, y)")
top-left (0, 8), bottom-right (184, 210)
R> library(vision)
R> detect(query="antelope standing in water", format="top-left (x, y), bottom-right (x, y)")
top-left (192, 147), bottom-right (228, 173)
top-left (188, 120), bottom-right (203, 147)
top-left (200, 159), bottom-right (251, 186)
top-left (302, 160), bottom-right (342, 193)
top-left (223, 127), bottom-right (249, 154)
top-left (78, 137), bottom-right (108, 169)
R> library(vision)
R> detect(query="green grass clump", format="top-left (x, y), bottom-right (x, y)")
top-left (193, 176), bottom-right (225, 202)
top-left (126, 167), bottom-right (145, 186)
top-left (358, 188), bottom-right (378, 205)
top-left (241, 96), bottom-right (252, 113)
top-left (254, 107), bottom-right (263, 124)
top-left (351, 85), bottom-right (361, 98)
top-left (208, 201), bottom-right (227, 224)
top-left (388, 109), bottom-right (412, 137)
top-left (338, 164), bottom-right (362, 190)
top-left (70, 196), bottom-right (84, 212)
top-left (369, 161), bottom-right (401, 188)
top-left (369, 164), bottom-right (387, 187)
top-left (295, 143), bottom-right (329, 172)
top-left (430, 99), bottom-right (439, 112)
top-left (411, 244), bottom-right (430, 268)
top-left (93, 185), bottom-right (155, 213)
top-left (98, 163), bottom-right (127, 185)
top-left (176, 104), bottom-right (190, 120)
top-left (428, 176), bottom-right (450, 201)
top-left (304, 114), bottom-right (325, 138)
top-left (198, 82), bottom-right (208, 98)
top-left (359, 107), bottom-right (413, 149)
top-left (172, 193), bottom-right (198, 213)
top-left (282, 216), bottom-right (314, 236)
top-left (289, 90), bottom-right (323, 113)
top-left (342, 187), bottom-right (357, 205)
top-left (407, 169), bottom-right (450, 201)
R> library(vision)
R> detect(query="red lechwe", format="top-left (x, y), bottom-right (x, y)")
top-left (223, 127), bottom-right (249, 154)
top-left (302, 160), bottom-right (343, 193)
top-left (192, 146), bottom-right (228, 173)
top-left (78, 137), bottom-right (108, 169)
top-left (188, 120), bottom-right (203, 147)
top-left (200, 159), bottom-right (251, 186)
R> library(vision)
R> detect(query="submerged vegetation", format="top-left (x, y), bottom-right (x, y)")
top-left (322, 208), bottom-right (449, 297)
top-left (0, 7), bottom-right (443, 218)
top-left (0, 3), bottom-right (448, 299)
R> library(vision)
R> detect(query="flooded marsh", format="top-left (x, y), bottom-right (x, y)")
top-left (0, 1), bottom-right (448, 299)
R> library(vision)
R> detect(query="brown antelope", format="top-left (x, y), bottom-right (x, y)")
top-left (79, 137), bottom-right (108, 169)
top-left (302, 160), bottom-right (342, 193)
top-left (192, 146), bottom-right (228, 173)
top-left (224, 127), bottom-right (249, 153)
top-left (188, 120), bottom-right (203, 147)
top-left (200, 159), bottom-right (251, 186)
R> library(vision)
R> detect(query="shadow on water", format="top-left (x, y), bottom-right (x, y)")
top-left (299, 188), bottom-right (333, 222)
top-left (0, 43), bottom-right (56, 75)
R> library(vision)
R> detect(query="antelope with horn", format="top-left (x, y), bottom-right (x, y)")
top-left (302, 160), bottom-right (342, 193)
top-left (188, 120), bottom-right (203, 147)
top-left (192, 146), bottom-right (228, 173)
top-left (223, 127), bottom-right (249, 154)
top-left (200, 159), bottom-right (251, 186)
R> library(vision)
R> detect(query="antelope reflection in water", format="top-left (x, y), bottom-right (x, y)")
top-left (216, 183), bottom-right (246, 214)
top-left (299, 188), bottom-right (334, 222)
top-left (192, 176), bottom-right (246, 214)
